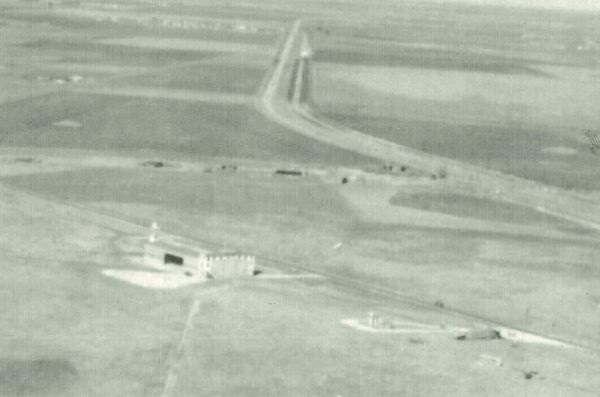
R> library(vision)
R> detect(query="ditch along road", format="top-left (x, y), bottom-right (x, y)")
top-left (255, 19), bottom-right (600, 233)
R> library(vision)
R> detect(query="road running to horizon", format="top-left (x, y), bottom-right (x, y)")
top-left (255, 19), bottom-right (600, 234)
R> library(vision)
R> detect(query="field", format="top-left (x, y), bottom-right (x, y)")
top-left (1, 0), bottom-right (600, 396)
top-left (2, 161), bottom-right (600, 395)
top-left (4, 165), bottom-right (600, 345)
top-left (0, 3), bottom-right (373, 167)
top-left (113, 63), bottom-right (267, 94)
top-left (309, 7), bottom-right (600, 190)
top-left (4, 169), bottom-right (352, 223)
top-left (0, 93), bottom-right (373, 166)
top-left (389, 189), bottom-right (572, 225)
top-left (0, 184), bottom-right (189, 396)
top-left (172, 280), bottom-right (600, 397)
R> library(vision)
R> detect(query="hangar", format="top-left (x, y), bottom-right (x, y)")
top-left (202, 253), bottom-right (256, 279)
top-left (144, 238), bottom-right (256, 279)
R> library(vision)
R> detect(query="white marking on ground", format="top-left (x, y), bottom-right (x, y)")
top-left (161, 294), bottom-right (201, 397)
top-left (344, 319), bottom-right (572, 347)
top-left (254, 273), bottom-right (324, 280)
top-left (476, 354), bottom-right (503, 367)
top-left (102, 269), bottom-right (204, 289)
top-left (161, 287), bottom-right (223, 397)
top-left (535, 205), bottom-right (600, 232)
top-left (73, 86), bottom-right (253, 104)
top-left (99, 36), bottom-right (272, 54)
top-left (541, 146), bottom-right (578, 155)
top-left (341, 319), bottom-right (468, 334)
top-left (52, 120), bottom-right (82, 128)
top-left (40, 62), bottom-right (151, 74)
top-left (497, 327), bottom-right (572, 348)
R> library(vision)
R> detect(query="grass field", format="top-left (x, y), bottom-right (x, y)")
top-left (0, 187), bottom-right (190, 396)
top-left (4, 178), bottom-right (598, 396)
top-left (2, 1), bottom-right (600, 395)
top-left (308, 3), bottom-right (600, 65)
top-left (3, 165), bottom-right (600, 395)
top-left (5, 10), bottom-right (279, 45)
top-left (312, 65), bottom-right (600, 190)
top-left (0, 93), bottom-right (374, 166)
top-left (115, 63), bottom-right (267, 94)
top-left (1, 2), bottom-right (279, 94)
top-left (312, 45), bottom-right (550, 76)
top-left (20, 38), bottom-right (218, 67)
top-left (308, 5), bottom-right (600, 191)
top-left (173, 280), bottom-right (600, 397)
top-left (4, 166), bottom-right (600, 348)
top-left (4, 169), bottom-right (353, 223)
top-left (389, 189), bottom-right (571, 225)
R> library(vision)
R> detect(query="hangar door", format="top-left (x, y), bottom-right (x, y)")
top-left (164, 253), bottom-right (184, 266)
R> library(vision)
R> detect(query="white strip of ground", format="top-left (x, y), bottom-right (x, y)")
top-left (72, 86), bottom-right (253, 104)
top-left (99, 36), bottom-right (273, 55)
top-left (496, 327), bottom-right (573, 348)
top-left (102, 269), bottom-right (205, 289)
top-left (161, 290), bottom-right (203, 397)
top-left (342, 317), bottom-right (575, 348)
top-left (160, 286), bottom-right (228, 397)
top-left (341, 319), bottom-right (468, 335)
top-left (254, 273), bottom-right (324, 280)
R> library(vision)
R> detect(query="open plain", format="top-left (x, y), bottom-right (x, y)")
top-left (1, 0), bottom-right (599, 396)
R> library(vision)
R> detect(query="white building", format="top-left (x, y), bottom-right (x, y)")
top-left (144, 238), bottom-right (256, 279)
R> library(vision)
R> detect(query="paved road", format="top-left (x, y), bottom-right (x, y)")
top-left (255, 19), bottom-right (600, 233)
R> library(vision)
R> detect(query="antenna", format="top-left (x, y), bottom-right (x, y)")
top-left (149, 222), bottom-right (160, 243)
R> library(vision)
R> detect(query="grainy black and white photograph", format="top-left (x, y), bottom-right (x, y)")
top-left (1, 0), bottom-right (599, 396)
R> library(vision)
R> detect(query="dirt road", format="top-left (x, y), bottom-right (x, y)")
top-left (256, 20), bottom-right (600, 233)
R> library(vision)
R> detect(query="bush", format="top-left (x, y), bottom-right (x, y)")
top-left (437, 167), bottom-right (448, 179)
